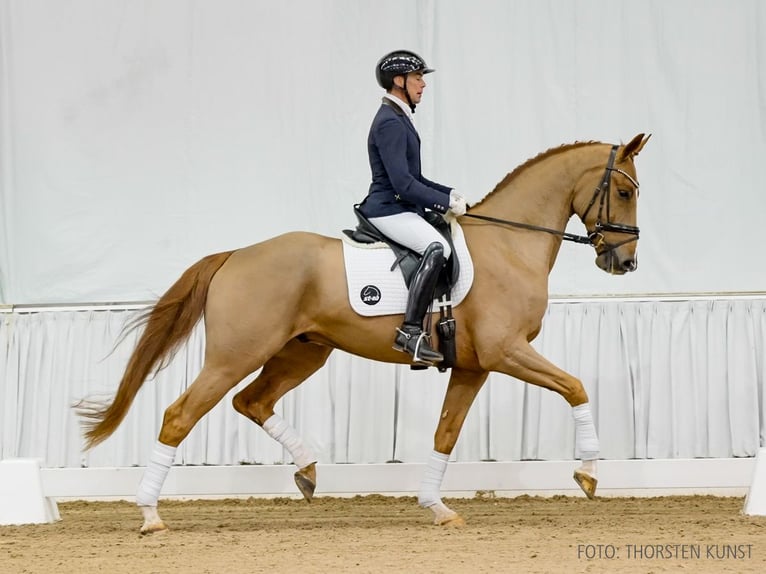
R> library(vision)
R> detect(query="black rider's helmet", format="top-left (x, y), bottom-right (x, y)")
top-left (375, 50), bottom-right (435, 90)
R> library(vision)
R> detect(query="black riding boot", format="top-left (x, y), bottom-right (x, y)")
top-left (393, 242), bottom-right (445, 365)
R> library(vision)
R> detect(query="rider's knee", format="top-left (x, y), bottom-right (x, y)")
top-left (425, 240), bottom-right (450, 261)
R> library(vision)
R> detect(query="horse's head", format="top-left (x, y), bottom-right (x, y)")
top-left (574, 133), bottom-right (651, 275)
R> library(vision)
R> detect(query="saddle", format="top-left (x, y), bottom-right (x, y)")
top-left (342, 206), bottom-right (460, 299)
top-left (342, 206), bottom-right (460, 371)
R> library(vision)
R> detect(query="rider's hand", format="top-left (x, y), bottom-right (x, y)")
top-left (448, 190), bottom-right (467, 217)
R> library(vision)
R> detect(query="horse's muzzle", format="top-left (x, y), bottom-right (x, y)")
top-left (596, 251), bottom-right (638, 275)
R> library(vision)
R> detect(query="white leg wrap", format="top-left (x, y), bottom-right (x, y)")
top-left (580, 458), bottom-right (598, 476)
top-left (573, 403), bottom-right (600, 461)
top-left (136, 440), bottom-right (176, 507)
top-left (418, 450), bottom-right (449, 508)
top-left (262, 414), bottom-right (317, 470)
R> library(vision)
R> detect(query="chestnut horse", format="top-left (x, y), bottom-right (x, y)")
top-left (78, 134), bottom-right (650, 534)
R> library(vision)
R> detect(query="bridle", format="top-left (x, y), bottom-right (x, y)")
top-left (580, 145), bottom-right (640, 253)
top-left (463, 144), bottom-right (640, 254)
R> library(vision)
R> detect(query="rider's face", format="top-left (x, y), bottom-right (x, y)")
top-left (394, 72), bottom-right (426, 104)
top-left (406, 72), bottom-right (426, 104)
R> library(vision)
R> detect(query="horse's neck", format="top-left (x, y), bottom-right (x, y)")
top-left (471, 144), bottom-right (605, 271)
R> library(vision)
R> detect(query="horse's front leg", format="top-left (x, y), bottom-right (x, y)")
top-left (419, 368), bottom-right (489, 526)
top-left (486, 340), bottom-right (599, 499)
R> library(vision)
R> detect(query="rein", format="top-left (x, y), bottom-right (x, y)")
top-left (461, 212), bottom-right (593, 245)
top-left (462, 145), bottom-right (640, 253)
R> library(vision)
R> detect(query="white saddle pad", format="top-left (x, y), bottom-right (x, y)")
top-left (341, 222), bottom-right (474, 317)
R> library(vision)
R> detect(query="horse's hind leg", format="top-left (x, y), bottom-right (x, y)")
top-left (232, 339), bottom-right (333, 501)
top-left (420, 368), bottom-right (489, 526)
top-left (138, 353), bottom-right (272, 535)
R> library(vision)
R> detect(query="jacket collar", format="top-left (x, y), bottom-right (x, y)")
top-left (382, 93), bottom-right (414, 121)
top-left (381, 96), bottom-right (419, 140)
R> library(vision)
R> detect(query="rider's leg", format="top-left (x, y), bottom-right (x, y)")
top-left (392, 242), bottom-right (445, 363)
top-left (368, 212), bottom-right (450, 365)
top-left (368, 211), bottom-right (452, 259)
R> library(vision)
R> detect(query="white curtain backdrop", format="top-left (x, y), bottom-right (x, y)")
top-left (1, 2), bottom-right (765, 472)
top-left (1, 297), bottom-right (764, 468)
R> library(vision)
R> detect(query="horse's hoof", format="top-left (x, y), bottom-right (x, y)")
top-left (294, 463), bottom-right (316, 502)
top-left (435, 514), bottom-right (466, 527)
top-left (140, 522), bottom-right (169, 536)
top-left (573, 469), bottom-right (598, 499)
top-left (428, 502), bottom-right (466, 527)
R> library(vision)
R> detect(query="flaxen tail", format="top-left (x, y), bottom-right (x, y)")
top-left (76, 250), bottom-right (234, 450)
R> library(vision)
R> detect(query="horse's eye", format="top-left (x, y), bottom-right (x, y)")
top-left (617, 189), bottom-right (633, 199)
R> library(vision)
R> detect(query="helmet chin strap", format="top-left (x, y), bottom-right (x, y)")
top-left (398, 75), bottom-right (416, 113)
top-left (405, 95), bottom-right (416, 113)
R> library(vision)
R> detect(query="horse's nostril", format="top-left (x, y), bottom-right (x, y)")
top-left (623, 259), bottom-right (637, 272)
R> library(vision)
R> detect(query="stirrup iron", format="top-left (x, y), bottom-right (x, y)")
top-left (393, 326), bottom-right (443, 365)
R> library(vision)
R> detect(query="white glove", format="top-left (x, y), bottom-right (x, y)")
top-left (448, 190), bottom-right (467, 217)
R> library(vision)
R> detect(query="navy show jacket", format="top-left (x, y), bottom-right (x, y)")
top-left (359, 98), bottom-right (452, 218)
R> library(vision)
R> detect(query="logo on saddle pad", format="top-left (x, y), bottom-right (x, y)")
top-left (341, 223), bottom-right (475, 318)
top-left (360, 285), bottom-right (381, 305)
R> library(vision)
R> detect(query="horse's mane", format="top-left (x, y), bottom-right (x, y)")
top-left (472, 140), bottom-right (603, 208)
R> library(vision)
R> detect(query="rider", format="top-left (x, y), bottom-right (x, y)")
top-left (358, 50), bottom-right (467, 365)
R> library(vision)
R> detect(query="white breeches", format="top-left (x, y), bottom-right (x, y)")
top-left (368, 212), bottom-right (452, 259)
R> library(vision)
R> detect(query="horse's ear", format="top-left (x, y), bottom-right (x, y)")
top-left (619, 133), bottom-right (651, 161)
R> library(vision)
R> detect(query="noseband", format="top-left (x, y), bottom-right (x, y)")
top-left (463, 144), bottom-right (640, 254)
